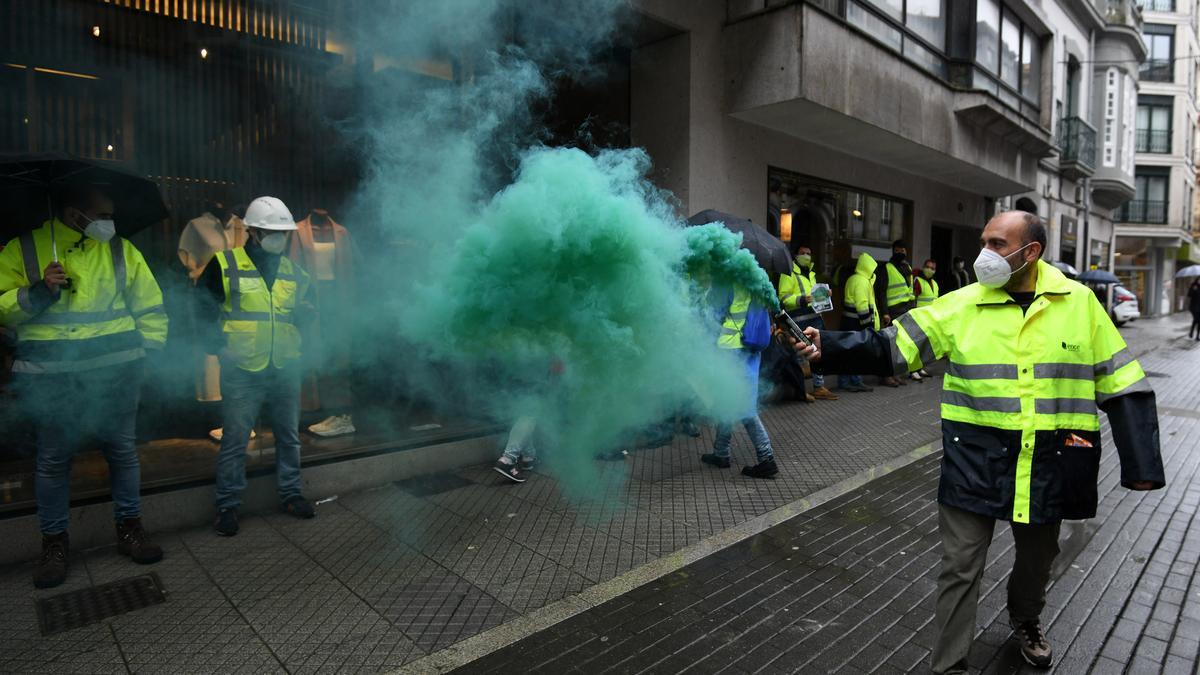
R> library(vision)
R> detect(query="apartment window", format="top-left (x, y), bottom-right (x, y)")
top-left (975, 0), bottom-right (1042, 105)
top-left (1136, 96), bottom-right (1172, 153)
top-left (1143, 0), bottom-right (1174, 11)
top-left (1142, 25), bottom-right (1174, 82)
top-left (1121, 169), bottom-right (1170, 224)
top-left (850, 0), bottom-right (948, 76)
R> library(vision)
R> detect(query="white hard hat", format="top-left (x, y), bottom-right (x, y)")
top-left (243, 196), bottom-right (297, 231)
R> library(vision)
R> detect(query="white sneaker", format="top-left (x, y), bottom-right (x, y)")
top-left (910, 372), bottom-right (923, 381)
top-left (209, 428), bottom-right (256, 442)
top-left (308, 415), bottom-right (356, 437)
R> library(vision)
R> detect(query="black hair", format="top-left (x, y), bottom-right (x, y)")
top-left (924, 258), bottom-right (936, 267)
top-left (892, 239), bottom-right (905, 250)
top-left (1020, 212), bottom-right (1047, 258)
top-left (52, 183), bottom-right (106, 219)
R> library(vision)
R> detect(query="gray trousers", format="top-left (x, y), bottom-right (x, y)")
top-left (930, 503), bottom-right (1061, 674)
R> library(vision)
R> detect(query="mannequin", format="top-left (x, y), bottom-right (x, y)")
top-left (289, 208), bottom-right (359, 437)
top-left (178, 202), bottom-right (252, 442)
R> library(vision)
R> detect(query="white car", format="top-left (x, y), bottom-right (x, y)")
top-left (1111, 285), bottom-right (1140, 325)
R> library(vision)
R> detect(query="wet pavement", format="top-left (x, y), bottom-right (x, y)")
top-left (459, 316), bottom-right (1200, 674)
top-left (0, 315), bottom-right (1195, 674)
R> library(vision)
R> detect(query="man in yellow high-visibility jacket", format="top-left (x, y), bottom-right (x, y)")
top-left (777, 245), bottom-right (836, 400)
top-left (801, 212), bottom-right (1163, 673)
top-left (197, 196), bottom-right (316, 536)
top-left (0, 185), bottom-right (167, 588)
top-left (876, 239), bottom-right (916, 385)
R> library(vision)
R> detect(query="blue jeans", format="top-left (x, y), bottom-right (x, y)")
top-left (22, 362), bottom-right (145, 534)
top-left (500, 416), bottom-right (537, 462)
top-left (840, 374), bottom-right (864, 388)
top-left (812, 373), bottom-right (825, 388)
top-left (713, 416), bottom-right (774, 463)
top-left (216, 363), bottom-right (303, 509)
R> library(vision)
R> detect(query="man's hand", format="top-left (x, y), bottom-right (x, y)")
top-left (42, 262), bottom-right (68, 294)
top-left (804, 295), bottom-right (814, 304)
top-left (882, 314), bottom-right (892, 327)
top-left (1129, 481), bottom-right (1156, 491)
top-left (797, 327), bottom-right (821, 361)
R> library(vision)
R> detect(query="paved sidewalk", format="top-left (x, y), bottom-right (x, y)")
top-left (462, 318), bottom-right (1200, 674)
top-left (0, 360), bottom-right (946, 672)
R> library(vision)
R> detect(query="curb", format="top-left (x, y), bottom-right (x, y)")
top-left (391, 440), bottom-right (943, 674)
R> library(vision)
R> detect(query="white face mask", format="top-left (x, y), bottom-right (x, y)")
top-left (257, 231), bottom-right (287, 254)
top-left (82, 216), bottom-right (116, 243)
top-left (973, 243), bottom-right (1033, 288)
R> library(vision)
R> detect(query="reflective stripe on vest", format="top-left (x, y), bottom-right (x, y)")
top-left (885, 263), bottom-right (914, 307)
top-left (217, 249), bottom-right (305, 371)
top-left (718, 288), bottom-right (752, 350)
top-left (915, 277), bottom-right (938, 306)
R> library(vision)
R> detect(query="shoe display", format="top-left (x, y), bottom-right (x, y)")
top-left (700, 453), bottom-right (731, 468)
top-left (811, 387), bottom-right (839, 401)
top-left (283, 495), bottom-right (316, 519)
top-left (209, 428), bottom-right (256, 443)
top-left (214, 508), bottom-right (239, 536)
top-left (308, 414), bottom-right (356, 437)
top-left (116, 518), bottom-right (163, 564)
top-left (1013, 620), bottom-right (1053, 668)
top-left (493, 458), bottom-right (527, 483)
top-left (741, 458), bottom-right (779, 479)
top-left (33, 532), bottom-right (68, 589)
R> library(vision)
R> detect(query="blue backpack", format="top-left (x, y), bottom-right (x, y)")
top-left (740, 304), bottom-right (772, 353)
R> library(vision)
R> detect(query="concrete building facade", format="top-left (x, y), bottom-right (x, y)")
top-left (1114, 0), bottom-right (1199, 315)
top-left (629, 0), bottom-right (1147, 305)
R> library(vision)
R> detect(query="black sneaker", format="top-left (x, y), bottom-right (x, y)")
top-left (283, 495), bottom-right (316, 519)
top-left (116, 518), bottom-right (163, 564)
top-left (493, 459), bottom-right (527, 483)
top-left (1013, 620), bottom-right (1053, 668)
top-left (214, 508), bottom-right (239, 536)
top-left (518, 456), bottom-right (536, 472)
top-left (700, 453), bottom-right (731, 468)
top-left (33, 532), bottom-right (68, 589)
top-left (741, 458), bottom-right (779, 479)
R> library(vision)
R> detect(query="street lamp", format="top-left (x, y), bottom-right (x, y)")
top-left (92, 26), bottom-right (101, 38)
top-left (200, 47), bottom-right (209, 59)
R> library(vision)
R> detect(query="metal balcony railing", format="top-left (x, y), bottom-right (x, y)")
top-left (1118, 200), bottom-right (1169, 224)
top-left (1140, 59), bottom-right (1173, 82)
top-left (1136, 128), bottom-right (1172, 153)
top-left (1058, 116), bottom-right (1097, 170)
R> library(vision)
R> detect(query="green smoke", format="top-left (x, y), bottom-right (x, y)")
top-left (683, 224), bottom-right (782, 313)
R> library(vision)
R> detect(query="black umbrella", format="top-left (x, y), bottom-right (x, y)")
top-left (1077, 269), bottom-right (1120, 284)
top-left (685, 209), bottom-right (791, 277)
top-left (0, 152), bottom-right (169, 251)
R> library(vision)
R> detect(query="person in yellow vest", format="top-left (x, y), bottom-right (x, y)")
top-left (0, 184), bottom-right (167, 588)
top-left (197, 196), bottom-right (316, 536)
top-left (777, 245), bottom-right (837, 401)
top-left (875, 239), bottom-right (917, 385)
top-left (801, 212), bottom-right (1163, 672)
top-left (836, 252), bottom-right (877, 393)
top-left (911, 258), bottom-right (938, 380)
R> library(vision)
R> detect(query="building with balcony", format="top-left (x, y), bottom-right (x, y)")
top-left (1113, 0), bottom-right (1199, 315)
top-left (1005, 0), bottom-right (1146, 287)
top-left (629, 0), bottom-right (1148, 298)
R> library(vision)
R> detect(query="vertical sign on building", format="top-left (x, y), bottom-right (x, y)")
top-left (1103, 68), bottom-right (1118, 167)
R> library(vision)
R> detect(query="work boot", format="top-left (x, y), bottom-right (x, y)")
top-left (700, 453), bottom-right (731, 468)
top-left (33, 532), bottom-right (69, 589)
top-left (812, 387), bottom-right (839, 401)
top-left (116, 518), bottom-right (163, 564)
top-left (881, 377), bottom-right (901, 388)
top-left (741, 458), bottom-right (779, 479)
top-left (214, 508), bottom-right (240, 536)
top-left (283, 495), bottom-right (316, 519)
top-left (1013, 620), bottom-right (1053, 668)
top-left (804, 393), bottom-right (816, 403)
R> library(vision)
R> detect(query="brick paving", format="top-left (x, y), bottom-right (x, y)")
top-left (461, 316), bottom-right (1200, 674)
top-left (0, 343), bottom-right (945, 672)
top-left (0, 316), bottom-right (1193, 673)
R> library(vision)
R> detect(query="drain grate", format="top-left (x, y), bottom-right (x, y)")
top-left (36, 573), bottom-right (167, 635)
top-left (395, 472), bottom-right (474, 496)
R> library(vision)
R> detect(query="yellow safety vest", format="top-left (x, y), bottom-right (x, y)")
top-left (0, 220), bottom-right (167, 373)
top-left (884, 260), bottom-right (1151, 524)
top-left (843, 254), bottom-right (880, 330)
top-left (914, 276), bottom-right (939, 307)
top-left (885, 262), bottom-right (915, 308)
top-left (718, 287), bottom-right (752, 350)
top-left (216, 248), bottom-right (309, 372)
top-left (778, 262), bottom-right (818, 314)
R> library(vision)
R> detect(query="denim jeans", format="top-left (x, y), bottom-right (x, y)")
top-left (812, 373), bottom-right (825, 388)
top-left (20, 362), bottom-right (145, 534)
top-left (500, 416), bottom-right (537, 462)
top-left (713, 416), bottom-right (774, 463)
top-left (840, 374), bottom-right (864, 388)
top-left (216, 363), bottom-right (303, 509)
